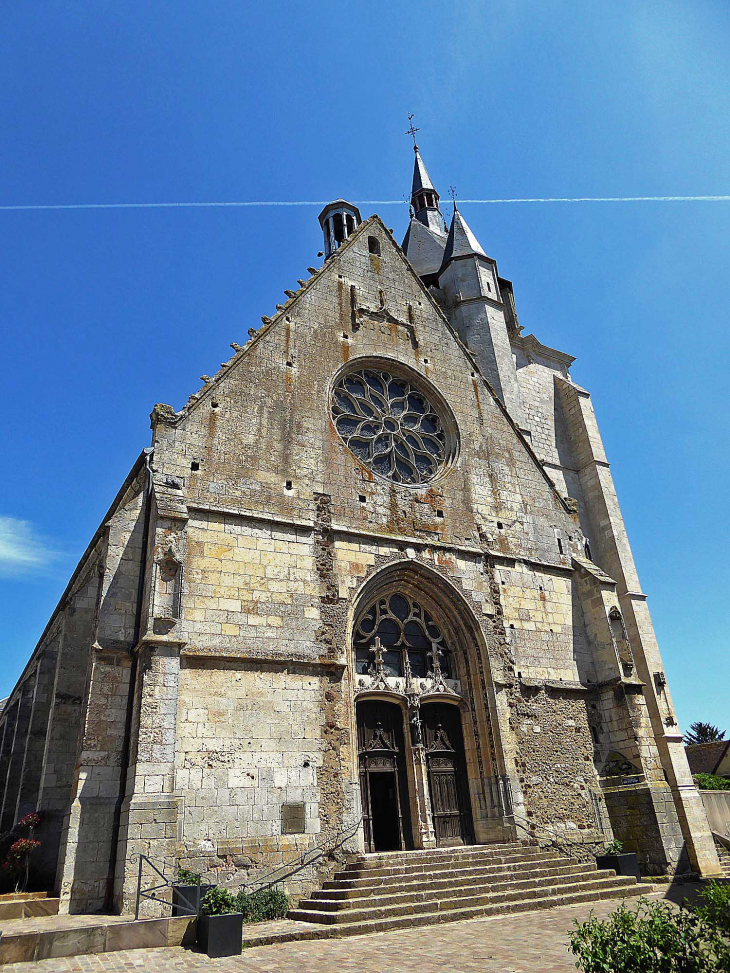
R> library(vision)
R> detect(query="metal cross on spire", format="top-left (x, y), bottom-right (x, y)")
top-left (449, 185), bottom-right (458, 206)
top-left (406, 112), bottom-right (420, 150)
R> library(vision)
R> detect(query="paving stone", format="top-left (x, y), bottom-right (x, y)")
top-left (0, 892), bottom-right (669, 973)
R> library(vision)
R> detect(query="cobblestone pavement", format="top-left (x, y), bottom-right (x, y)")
top-left (2, 892), bottom-right (669, 973)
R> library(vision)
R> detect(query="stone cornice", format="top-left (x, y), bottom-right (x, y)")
top-left (513, 333), bottom-right (576, 368)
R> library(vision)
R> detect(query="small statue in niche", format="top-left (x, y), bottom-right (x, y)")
top-left (154, 535), bottom-right (184, 622)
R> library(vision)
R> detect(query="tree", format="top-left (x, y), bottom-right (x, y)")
top-left (683, 722), bottom-right (726, 745)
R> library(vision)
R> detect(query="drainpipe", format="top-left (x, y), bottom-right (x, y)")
top-left (104, 446), bottom-right (154, 912)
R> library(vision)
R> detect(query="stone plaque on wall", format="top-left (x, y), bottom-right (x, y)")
top-left (281, 802), bottom-right (306, 834)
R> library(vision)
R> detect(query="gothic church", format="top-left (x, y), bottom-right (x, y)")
top-left (0, 144), bottom-right (721, 915)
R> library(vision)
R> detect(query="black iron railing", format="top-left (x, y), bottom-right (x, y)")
top-left (134, 853), bottom-right (201, 920)
top-left (510, 811), bottom-right (603, 862)
top-left (133, 815), bottom-right (364, 915)
top-left (242, 815), bottom-right (364, 895)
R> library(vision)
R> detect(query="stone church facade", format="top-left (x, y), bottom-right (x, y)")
top-left (0, 146), bottom-right (720, 915)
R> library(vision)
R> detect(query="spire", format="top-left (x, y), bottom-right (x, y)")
top-left (410, 146), bottom-right (445, 235)
top-left (404, 115), bottom-right (445, 237)
top-left (412, 145), bottom-right (436, 196)
top-left (439, 203), bottom-right (487, 270)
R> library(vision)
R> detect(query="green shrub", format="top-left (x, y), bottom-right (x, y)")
top-left (695, 773), bottom-right (730, 791)
top-left (693, 880), bottom-right (730, 940)
top-left (569, 897), bottom-right (728, 972)
top-left (176, 866), bottom-right (202, 885)
top-left (200, 886), bottom-right (238, 916)
top-left (234, 887), bottom-right (289, 924)
top-left (601, 839), bottom-right (625, 856)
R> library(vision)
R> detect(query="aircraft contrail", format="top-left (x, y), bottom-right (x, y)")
top-left (0, 195), bottom-right (729, 212)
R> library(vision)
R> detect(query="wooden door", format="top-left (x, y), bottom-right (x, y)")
top-left (422, 703), bottom-right (474, 847)
top-left (356, 700), bottom-right (412, 852)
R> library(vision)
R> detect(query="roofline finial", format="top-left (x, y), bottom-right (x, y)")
top-left (406, 112), bottom-right (420, 151)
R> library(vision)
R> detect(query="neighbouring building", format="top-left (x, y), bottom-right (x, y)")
top-left (0, 144), bottom-right (721, 915)
top-left (686, 741), bottom-right (730, 780)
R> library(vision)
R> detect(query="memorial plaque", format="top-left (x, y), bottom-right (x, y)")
top-left (281, 802), bottom-right (306, 834)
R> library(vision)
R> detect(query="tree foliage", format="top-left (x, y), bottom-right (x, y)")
top-left (684, 722), bottom-right (726, 745)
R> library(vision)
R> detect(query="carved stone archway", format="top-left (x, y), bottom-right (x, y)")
top-left (348, 559), bottom-right (512, 849)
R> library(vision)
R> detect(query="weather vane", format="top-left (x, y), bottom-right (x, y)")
top-left (406, 112), bottom-right (420, 149)
top-left (449, 185), bottom-right (458, 206)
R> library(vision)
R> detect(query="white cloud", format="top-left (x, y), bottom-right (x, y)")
top-left (0, 517), bottom-right (61, 577)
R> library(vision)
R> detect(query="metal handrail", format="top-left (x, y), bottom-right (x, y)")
top-left (510, 811), bottom-right (601, 862)
top-left (134, 852), bottom-right (202, 920)
top-left (243, 815), bottom-right (364, 895)
top-left (133, 815), bottom-right (364, 915)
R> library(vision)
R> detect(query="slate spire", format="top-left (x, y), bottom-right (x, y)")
top-left (410, 145), bottom-right (446, 236)
top-left (439, 201), bottom-right (488, 270)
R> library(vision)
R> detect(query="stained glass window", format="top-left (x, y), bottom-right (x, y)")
top-left (354, 594), bottom-right (453, 679)
top-left (331, 368), bottom-right (447, 485)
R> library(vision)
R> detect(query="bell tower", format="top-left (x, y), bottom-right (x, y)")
top-left (318, 200), bottom-right (362, 258)
top-left (438, 199), bottom-right (526, 430)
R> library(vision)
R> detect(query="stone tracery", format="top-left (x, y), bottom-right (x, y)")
top-left (354, 592), bottom-right (453, 681)
top-left (331, 367), bottom-right (447, 484)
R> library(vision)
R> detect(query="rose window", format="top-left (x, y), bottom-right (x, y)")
top-left (354, 594), bottom-right (453, 679)
top-left (331, 368), bottom-right (447, 485)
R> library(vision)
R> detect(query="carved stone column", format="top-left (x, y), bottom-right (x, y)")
top-left (406, 692), bottom-right (436, 849)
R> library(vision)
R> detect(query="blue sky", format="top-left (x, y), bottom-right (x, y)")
top-left (1, 1), bottom-right (728, 732)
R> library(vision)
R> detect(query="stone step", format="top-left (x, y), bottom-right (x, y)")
top-left (308, 866), bottom-right (612, 910)
top-left (338, 849), bottom-right (561, 880)
top-left (349, 842), bottom-right (523, 868)
top-left (0, 892), bottom-right (49, 902)
top-left (346, 844), bottom-right (554, 869)
top-left (0, 914), bottom-right (196, 965)
top-left (288, 880), bottom-right (648, 931)
top-left (0, 896), bottom-right (59, 921)
top-left (327, 855), bottom-right (578, 890)
top-left (320, 860), bottom-right (596, 898)
top-left (291, 874), bottom-right (640, 925)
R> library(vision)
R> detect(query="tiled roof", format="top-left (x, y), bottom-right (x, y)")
top-left (685, 740), bottom-right (730, 775)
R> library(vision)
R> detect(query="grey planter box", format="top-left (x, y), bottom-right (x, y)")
top-left (197, 912), bottom-right (243, 958)
top-left (596, 852), bottom-right (641, 881)
top-left (172, 884), bottom-right (213, 916)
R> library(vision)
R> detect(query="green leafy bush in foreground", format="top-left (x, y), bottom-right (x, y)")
top-left (569, 883), bottom-right (730, 972)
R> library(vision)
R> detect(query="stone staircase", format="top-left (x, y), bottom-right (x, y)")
top-left (289, 842), bottom-right (648, 934)
top-left (715, 839), bottom-right (730, 878)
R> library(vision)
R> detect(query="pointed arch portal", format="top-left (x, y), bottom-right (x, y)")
top-left (351, 561), bottom-right (509, 851)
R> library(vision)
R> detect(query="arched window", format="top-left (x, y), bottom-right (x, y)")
top-left (333, 212), bottom-right (345, 244)
top-left (368, 236), bottom-right (381, 256)
top-left (354, 593), bottom-right (453, 679)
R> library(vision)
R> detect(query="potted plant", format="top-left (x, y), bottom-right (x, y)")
top-left (0, 813), bottom-right (42, 892)
top-left (172, 866), bottom-right (213, 917)
top-left (197, 886), bottom-right (243, 958)
top-left (595, 838), bottom-right (641, 880)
